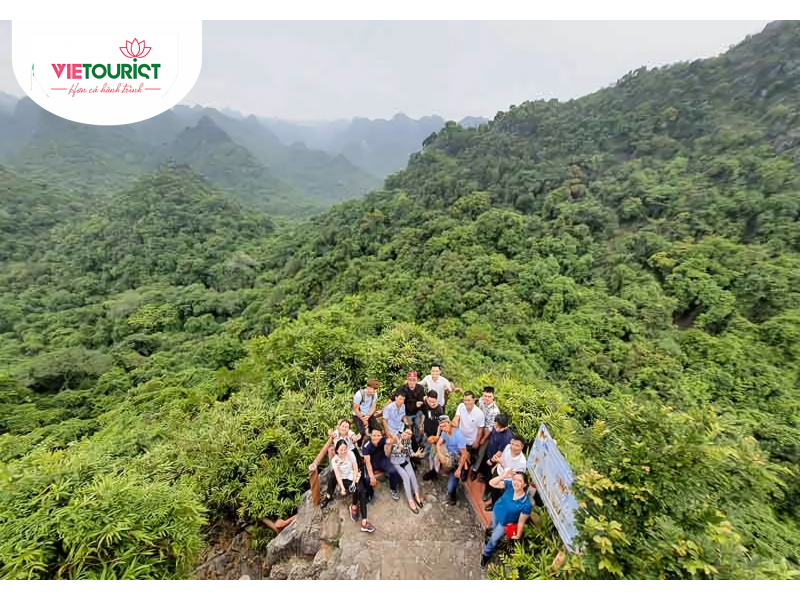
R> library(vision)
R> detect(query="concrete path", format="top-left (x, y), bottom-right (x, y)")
top-left (318, 475), bottom-right (487, 580)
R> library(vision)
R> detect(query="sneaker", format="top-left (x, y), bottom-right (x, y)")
top-left (391, 490), bottom-right (400, 501)
top-left (484, 503), bottom-right (493, 512)
top-left (350, 506), bottom-right (359, 522)
top-left (480, 554), bottom-right (490, 568)
top-left (361, 522), bottom-right (376, 533)
top-left (447, 493), bottom-right (457, 506)
top-left (320, 493), bottom-right (332, 509)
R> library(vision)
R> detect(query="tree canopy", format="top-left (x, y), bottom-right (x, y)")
top-left (1, 20), bottom-right (799, 580)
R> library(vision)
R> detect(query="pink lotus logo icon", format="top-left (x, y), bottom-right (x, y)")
top-left (120, 39), bottom-right (151, 59)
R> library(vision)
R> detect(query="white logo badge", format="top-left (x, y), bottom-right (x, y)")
top-left (12, 20), bottom-right (203, 125)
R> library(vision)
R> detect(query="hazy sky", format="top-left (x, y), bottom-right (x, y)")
top-left (0, 20), bottom-right (771, 121)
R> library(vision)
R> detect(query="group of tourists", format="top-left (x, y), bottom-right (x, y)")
top-left (308, 366), bottom-right (537, 568)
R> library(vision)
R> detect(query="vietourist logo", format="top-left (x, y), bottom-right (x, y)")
top-left (48, 39), bottom-right (164, 98)
top-left (47, 38), bottom-right (162, 97)
top-left (13, 21), bottom-right (202, 126)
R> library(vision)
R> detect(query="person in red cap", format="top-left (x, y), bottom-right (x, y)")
top-left (397, 372), bottom-right (426, 447)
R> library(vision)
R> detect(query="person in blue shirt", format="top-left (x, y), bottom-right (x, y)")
top-left (480, 469), bottom-right (533, 568)
top-left (353, 380), bottom-right (382, 438)
top-left (382, 389), bottom-right (410, 436)
top-left (435, 415), bottom-right (469, 506)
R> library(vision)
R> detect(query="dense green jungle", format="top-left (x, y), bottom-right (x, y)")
top-left (1, 20), bottom-right (799, 580)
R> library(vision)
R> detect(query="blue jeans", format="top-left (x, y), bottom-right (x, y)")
top-left (448, 470), bottom-right (458, 496)
top-left (483, 512), bottom-right (507, 557)
top-left (368, 462), bottom-right (400, 493)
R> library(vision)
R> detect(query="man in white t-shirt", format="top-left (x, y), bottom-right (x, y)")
top-left (486, 434), bottom-right (528, 509)
top-left (419, 364), bottom-right (462, 408)
top-left (497, 435), bottom-right (527, 476)
top-left (451, 391), bottom-right (485, 481)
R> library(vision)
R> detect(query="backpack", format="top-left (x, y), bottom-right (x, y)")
top-left (356, 388), bottom-right (371, 408)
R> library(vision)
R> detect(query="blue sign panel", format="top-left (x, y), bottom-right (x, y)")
top-left (527, 424), bottom-right (580, 552)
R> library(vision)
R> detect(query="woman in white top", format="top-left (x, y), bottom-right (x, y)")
top-left (328, 418), bottom-right (361, 460)
top-left (330, 439), bottom-right (374, 533)
top-left (320, 420), bottom-right (363, 508)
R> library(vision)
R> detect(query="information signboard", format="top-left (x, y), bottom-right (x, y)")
top-left (526, 424), bottom-right (580, 552)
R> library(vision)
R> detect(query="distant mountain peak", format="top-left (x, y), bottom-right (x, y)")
top-left (0, 90), bottom-right (20, 115)
top-left (183, 116), bottom-right (232, 144)
top-left (13, 96), bottom-right (39, 118)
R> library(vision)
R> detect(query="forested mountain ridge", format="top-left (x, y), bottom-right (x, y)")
top-left (146, 117), bottom-right (309, 217)
top-left (41, 164), bottom-right (276, 294)
top-left (0, 98), bottom-right (151, 194)
top-left (1, 21), bottom-right (799, 580)
top-left (0, 95), bottom-right (478, 206)
top-left (172, 108), bottom-right (383, 204)
top-left (0, 165), bottom-right (89, 263)
top-left (0, 98), bottom-right (380, 214)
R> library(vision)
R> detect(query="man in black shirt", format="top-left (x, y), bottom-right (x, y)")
top-left (397, 371), bottom-right (426, 447)
top-left (362, 429), bottom-right (401, 501)
top-left (421, 390), bottom-right (444, 480)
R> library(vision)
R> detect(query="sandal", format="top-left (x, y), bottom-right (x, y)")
top-left (409, 505), bottom-right (420, 514)
top-left (416, 498), bottom-right (424, 508)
